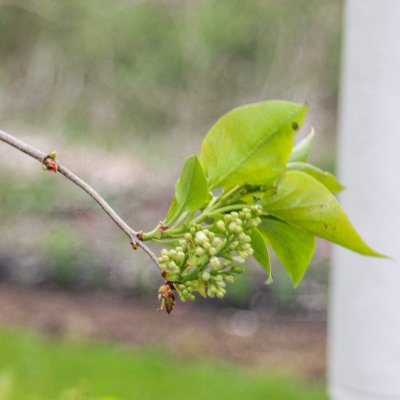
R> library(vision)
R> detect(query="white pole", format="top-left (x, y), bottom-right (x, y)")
top-left (329, 0), bottom-right (400, 399)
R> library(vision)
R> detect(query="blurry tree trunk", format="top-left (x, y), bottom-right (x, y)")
top-left (329, 0), bottom-right (400, 398)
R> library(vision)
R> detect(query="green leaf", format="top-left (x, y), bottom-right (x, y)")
top-left (287, 162), bottom-right (345, 193)
top-left (200, 100), bottom-right (308, 189)
top-left (165, 155), bottom-right (210, 224)
top-left (250, 228), bottom-right (272, 283)
top-left (165, 197), bottom-right (179, 224)
top-left (288, 128), bottom-right (315, 162)
top-left (258, 217), bottom-right (316, 286)
top-left (262, 171), bottom-right (383, 257)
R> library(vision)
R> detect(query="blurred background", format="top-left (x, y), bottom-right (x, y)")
top-left (0, 1), bottom-right (342, 398)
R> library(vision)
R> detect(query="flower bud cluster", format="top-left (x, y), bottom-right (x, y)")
top-left (157, 205), bottom-right (263, 303)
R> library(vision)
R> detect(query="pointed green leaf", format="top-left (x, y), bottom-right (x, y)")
top-left (287, 162), bottom-right (345, 193)
top-left (165, 197), bottom-right (179, 224)
top-left (200, 100), bottom-right (308, 189)
top-left (262, 171), bottom-right (383, 257)
top-left (165, 155), bottom-right (210, 224)
top-left (258, 217), bottom-right (316, 286)
top-left (250, 228), bottom-right (272, 283)
top-left (288, 128), bottom-right (315, 162)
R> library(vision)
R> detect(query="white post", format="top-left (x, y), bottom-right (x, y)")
top-left (329, 0), bottom-right (400, 399)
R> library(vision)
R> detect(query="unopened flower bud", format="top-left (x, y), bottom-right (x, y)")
top-left (238, 251), bottom-right (249, 259)
top-left (251, 205), bottom-right (263, 217)
top-left (209, 247), bottom-right (217, 256)
top-left (228, 223), bottom-right (237, 233)
top-left (210, 257), bottom-right (220, 269)
top-left (208, 285), bottom-right (217, 297)
top-left (196, 247), bottom-right (205, 256)
top-left (177, 251), bottom-right (185, 263)
top-left (224, 214), bottom-right (233, 223)
top-left (212, 238), bottom-right (223, 248)
top-left (202, 272), bottom-right (211, 281)
top-left (202, 241), bottom-right (211, 250)
top-left (216, 220), bottom-right (226, 232)
top-left (169, 250), bottom-right (177, 258)
top-left (239, 233), bottom-right (251, 243)
top-left (185, 233), bottom-right (193, 241)
top-left (242, 243), bottom-right (252, 250)
top-left (195, 231), bottom-right (208, 243)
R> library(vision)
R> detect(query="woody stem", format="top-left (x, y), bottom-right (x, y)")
top-left (0, 129), bottom-right (160, 270)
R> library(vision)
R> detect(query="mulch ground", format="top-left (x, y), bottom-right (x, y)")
top-left (0, 283), bottom-right (327, 381)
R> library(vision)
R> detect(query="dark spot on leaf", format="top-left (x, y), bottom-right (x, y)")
top-left (292, 121), bottom-right (299, 130)
top-left (320, 204), bottom-right (324, 209)
top-left (332, 226), bottom-right (337, 231)
top-left (324, 224), bottom-right (328, 230)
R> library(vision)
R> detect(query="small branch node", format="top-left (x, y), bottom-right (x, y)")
top-left (158, 222), bottom-right (169, 232)
top-left (135, 231), bottom-right (144, 241)
top-left (42, 154), bottom-right (59, 173)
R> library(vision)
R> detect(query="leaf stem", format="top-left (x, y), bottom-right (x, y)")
top-left (192, 203), bottom-right (245, 222)
top-left (169, 211), bottom-right (189, 230)
top-left (218, 185), bottom-right (242, 203)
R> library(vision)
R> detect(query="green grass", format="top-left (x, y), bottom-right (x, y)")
top-left (0, 328), bottom-right (327, 400)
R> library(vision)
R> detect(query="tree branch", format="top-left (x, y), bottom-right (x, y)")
top-left (0, 129), bottom-right (160, 269)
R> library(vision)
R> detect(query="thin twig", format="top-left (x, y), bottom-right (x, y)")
top-left (0, 129), bottom-right (160, 269)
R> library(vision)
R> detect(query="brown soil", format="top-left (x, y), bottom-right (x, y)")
top-left (0, 283), bottom-right (327, 381)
